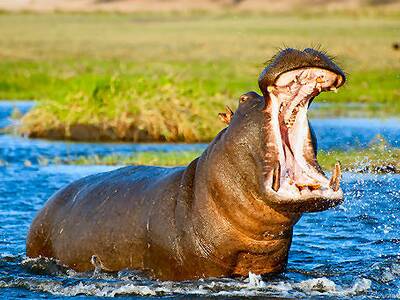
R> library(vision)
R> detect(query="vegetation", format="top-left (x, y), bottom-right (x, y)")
top-left (68, 151), bottom-right (203, 167)
top-left (29, 137), bottom-right (398, 174)
top-left (318, 137), bottom-right (400, 173)
top-left (0, 12), bottom-right (399, 141)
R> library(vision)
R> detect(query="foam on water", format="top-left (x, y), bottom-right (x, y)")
top-left (0, 258), bottom-right (375, 298)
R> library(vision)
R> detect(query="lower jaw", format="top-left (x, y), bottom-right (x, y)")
top-left (274, 181), bottom-right (342, 199)
top-left (267, 138), bottom-right (343, 210)
top-left (267, 192), bottom-right (344, 213)
top-left (266, 166), bottom-right (343, 212)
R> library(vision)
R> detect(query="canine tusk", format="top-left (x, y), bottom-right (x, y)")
top-left (329, 161), bottom-right (342, 192)
top-left (272, 162), bottom-right (281, 192)
top-left (336, 74), bottom-right (344, 87)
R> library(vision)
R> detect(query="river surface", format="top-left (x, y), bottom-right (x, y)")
top-left (0, 102), bottom-right (399, 299)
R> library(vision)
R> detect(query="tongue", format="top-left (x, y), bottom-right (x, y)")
top-left (279, 111), bottom-right (292, 152)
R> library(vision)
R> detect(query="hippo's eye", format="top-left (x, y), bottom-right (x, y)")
top-left (239, 95), bottom-right (249, 103)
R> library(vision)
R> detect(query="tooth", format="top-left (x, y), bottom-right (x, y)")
top-left (272, 162), bottom-right (281, 192)
top-left (330, 87), bottom-right (338, 93)
top-left (336, 74), bottom-right (344, 87)
top-left (329, 161), bottom-right (342, 192)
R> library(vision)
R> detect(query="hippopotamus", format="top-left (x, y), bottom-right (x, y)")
top-left (27, 48), bottom-right (346, 281)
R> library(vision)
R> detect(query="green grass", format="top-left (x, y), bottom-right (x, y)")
top-left (318, 139), bottom-right (400, 173)
top-left (0, 12), bottom-right (399, 141)
top-left (45, 139), bottom-right (400, 174)
top-left (69, 151), bottom-right (203, 166)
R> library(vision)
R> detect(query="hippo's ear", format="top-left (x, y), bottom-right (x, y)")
top-left (218, 106), bottom-right (234, 125)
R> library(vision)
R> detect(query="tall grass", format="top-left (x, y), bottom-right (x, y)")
top-left (0, 13), bottom-right (399, 141)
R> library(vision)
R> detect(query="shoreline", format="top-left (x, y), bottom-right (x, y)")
top-left (11, 108), bottom-right (400, 143)
top-left (19, 147), bottom-right (400, 175)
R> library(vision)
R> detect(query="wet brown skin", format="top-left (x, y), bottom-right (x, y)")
top-left (27, 48), bottom-right (345, 281)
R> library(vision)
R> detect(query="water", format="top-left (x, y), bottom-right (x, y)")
top-left (0, 102), bottom-right (400, 299)
top-left (312, 118), bottom-right (400, 150)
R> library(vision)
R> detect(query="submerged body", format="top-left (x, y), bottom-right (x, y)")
top-left (27, 154), bottom-right (298, 280)
top-left (27, 48), bottom-right (346, 280)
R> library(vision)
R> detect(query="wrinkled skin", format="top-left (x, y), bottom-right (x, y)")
top-left (27, 48), bottom-right (346, 281)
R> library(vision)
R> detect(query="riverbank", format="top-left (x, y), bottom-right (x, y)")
top-left (24, 138), bottom-right (397, 174)
top-left (1, 12), bottom-right (399, 142)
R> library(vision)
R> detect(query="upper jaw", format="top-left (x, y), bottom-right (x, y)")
top-left (258, 48), bottom-right (346, 95)
top-left (269, 67), bottom-right (342, 127)
top-left (263, 67), bottom-right (344, 212)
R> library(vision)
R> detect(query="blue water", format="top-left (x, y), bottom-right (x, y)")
top-left (312, 118), bottom-right (400, 150)
top-left (0, 102), bottom-right (400, 298)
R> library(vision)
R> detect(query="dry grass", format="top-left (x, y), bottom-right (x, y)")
top-left (1, 0), bottom-right (400, 13)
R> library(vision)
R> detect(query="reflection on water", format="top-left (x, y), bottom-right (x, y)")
top-left (0, 102), bottom-right (400, 299)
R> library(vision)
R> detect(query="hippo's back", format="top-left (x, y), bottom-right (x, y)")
top-left (26, 165), bottom-right (185, 272)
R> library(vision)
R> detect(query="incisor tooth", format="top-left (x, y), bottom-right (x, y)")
top-left (329, 161), bottom-right (342, 192)
top-left (336, 74), bottom-right (344, 87)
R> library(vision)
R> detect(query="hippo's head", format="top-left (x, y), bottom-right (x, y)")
top-left (215, 48), bottom-right (345, 213)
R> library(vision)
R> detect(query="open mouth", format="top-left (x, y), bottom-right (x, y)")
top-left (266, 67), bottom-right (343, 202)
